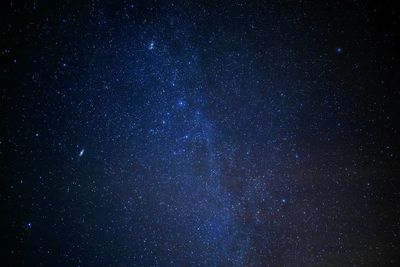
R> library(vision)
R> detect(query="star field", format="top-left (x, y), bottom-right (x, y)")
top-left (1, 1), bottom-right (399, 266)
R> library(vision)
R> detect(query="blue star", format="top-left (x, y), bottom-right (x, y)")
top-left (148, 41), bottom-right (155, 50)
top-left (177, 100), bottom-right (186, 107)
top-left (336, 47), bottom-right (343, 53)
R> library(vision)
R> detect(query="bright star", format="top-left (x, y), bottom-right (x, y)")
top-left (148, 41), bottom-right (155, 50)
top-left (178, 100), bottom-right (185, 107)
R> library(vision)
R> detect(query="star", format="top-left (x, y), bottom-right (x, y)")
top-left (148, 41), bottom-right (155, 50)
top-left (177, 100), bottom-right (186, 107)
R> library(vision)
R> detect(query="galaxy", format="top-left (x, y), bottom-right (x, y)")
top-left (1, 1), bottom-right (399, 266)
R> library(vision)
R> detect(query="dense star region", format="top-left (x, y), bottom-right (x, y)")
top-left (1, 1), bottom-right (399, 266)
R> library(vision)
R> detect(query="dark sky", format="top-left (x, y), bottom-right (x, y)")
top-left (1, 1), bottom-right (399, 266)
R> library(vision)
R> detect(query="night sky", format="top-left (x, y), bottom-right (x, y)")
top-left (1, 1), bottom-right (399, 266)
